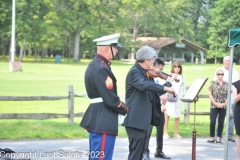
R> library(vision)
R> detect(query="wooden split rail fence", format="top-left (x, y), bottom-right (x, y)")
top-left (0, 85), bottom-right (209, 125)
top-left (0, 85), bottom-right (88, 124)
top-left (183, 94), bottom-right (209, 125)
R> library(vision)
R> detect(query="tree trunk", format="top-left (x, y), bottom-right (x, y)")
top-left (33, 44), bottom-right (37, 61)
top-left (68, 35), bottom-right (73, 58)
top-left (50, 49), bottom-right (53, 57)
top-left (29, 44), bottom-right (32, 56)
top-left (19, 38), bottom-right (25, 62)
top-left (73, 27), bottom-right (80, 62)
top-left (131, 26), bottom-right (138, 60)
top-left (2, 33), bottom-right (5, 57)
top-left (214, 46), bottom-right (217, 64)
top-left (199, 50), bottom-right (204, 64)
top-left (8, 37), bottom-right (11, 61)
top-left (66, 35), bottom-right (70, 58)
top-left (41, 48), bottom-right (48, 61)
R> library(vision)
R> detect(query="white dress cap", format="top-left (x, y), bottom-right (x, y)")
top-left (93, 34), bottom-right (121, 47)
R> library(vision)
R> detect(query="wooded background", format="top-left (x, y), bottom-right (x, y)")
top-left (1, 0), bottom-right (240, 63)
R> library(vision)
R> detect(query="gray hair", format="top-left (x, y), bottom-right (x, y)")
top-left (223, 56), bottom-right (230, 61)
top-left (216, 68), bottom-right (224, 73)
top-left (136, 45), bottom-right (156, 62)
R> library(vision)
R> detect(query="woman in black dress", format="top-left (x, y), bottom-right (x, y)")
top-left (232, 80), bottom-right (240, 159)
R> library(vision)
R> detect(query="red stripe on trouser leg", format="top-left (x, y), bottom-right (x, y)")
top-left (100, 133), bottom-right (106, 160)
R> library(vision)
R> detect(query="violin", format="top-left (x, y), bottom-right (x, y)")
top-left (146, 69), bottom-right (178, 97)
top-left (146, 69), bottom-right (180, 83)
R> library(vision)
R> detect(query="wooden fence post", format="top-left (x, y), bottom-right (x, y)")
top-left (68, 85), bottom-right (74, 124)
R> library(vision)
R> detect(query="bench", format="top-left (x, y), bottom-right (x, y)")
top-left (121, 58), bottom-right (136, 64)
top-left (164, 60), bottom-right (172, 66)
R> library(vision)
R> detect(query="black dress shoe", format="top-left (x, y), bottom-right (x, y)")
top-left (228, 138), bottom-right (236, 142)
top-left (143, 153), bottom-right (151, 160)
top-left (154, 152), bottom-right (171, 159)
top-left (206, 139), bottom-right (215, 143)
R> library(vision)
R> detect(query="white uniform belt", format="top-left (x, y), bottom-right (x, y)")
top-left (90, 97), bottom-right (103, 103)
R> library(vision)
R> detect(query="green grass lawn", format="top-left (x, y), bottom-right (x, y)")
top-left (0, 56), bottom-right (238, 140)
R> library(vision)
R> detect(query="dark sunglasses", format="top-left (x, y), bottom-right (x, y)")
top-left (174, 66), bottom-right (180, 68)
top-left (217, 73), bottom-right (224, 76)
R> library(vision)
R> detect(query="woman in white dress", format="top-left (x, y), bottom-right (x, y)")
top-left (163, 61), bottom-right (185, 138)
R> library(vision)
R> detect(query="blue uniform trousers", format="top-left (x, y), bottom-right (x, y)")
top-left (89, 131), bottom-right (116, 160)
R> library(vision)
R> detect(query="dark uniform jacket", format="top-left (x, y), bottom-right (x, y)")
top-left (122, 62), bottom-right (170, 130)
top-left (80, 55), bottom-right (127, 135)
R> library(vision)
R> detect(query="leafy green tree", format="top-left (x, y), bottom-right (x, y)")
top-left (2, 0), bottom-right (223, 63)
top-left (208, 0), bottom-right (240, 63)
top-left (82, 0), bottom-right (124, 58)
top-left (16, 0), bottom-right (50, 61)
top-left (118, 0), bottom-right (193, 59)
top-left (0, 0), bottom-right (13, 57)
top-left (44, 0), bottom-right (129, 60)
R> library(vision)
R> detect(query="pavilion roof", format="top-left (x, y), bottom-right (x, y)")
top-left (135, 37), bottom-right (207, 52)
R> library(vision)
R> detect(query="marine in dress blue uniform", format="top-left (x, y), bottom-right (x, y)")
top-left (80, 34), bottom-right (128, 160)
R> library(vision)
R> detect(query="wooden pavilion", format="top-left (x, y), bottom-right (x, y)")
top-left (136, 37), bottom-right (208, 64)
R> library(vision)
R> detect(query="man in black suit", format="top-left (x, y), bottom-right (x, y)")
top-left (143, 58), bottom-right (174, 160)
top-left (122, 46), bottom-right (176, 160)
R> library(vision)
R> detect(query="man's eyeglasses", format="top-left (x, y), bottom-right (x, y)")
top-left (217, 73), bottom-right (224, 76)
